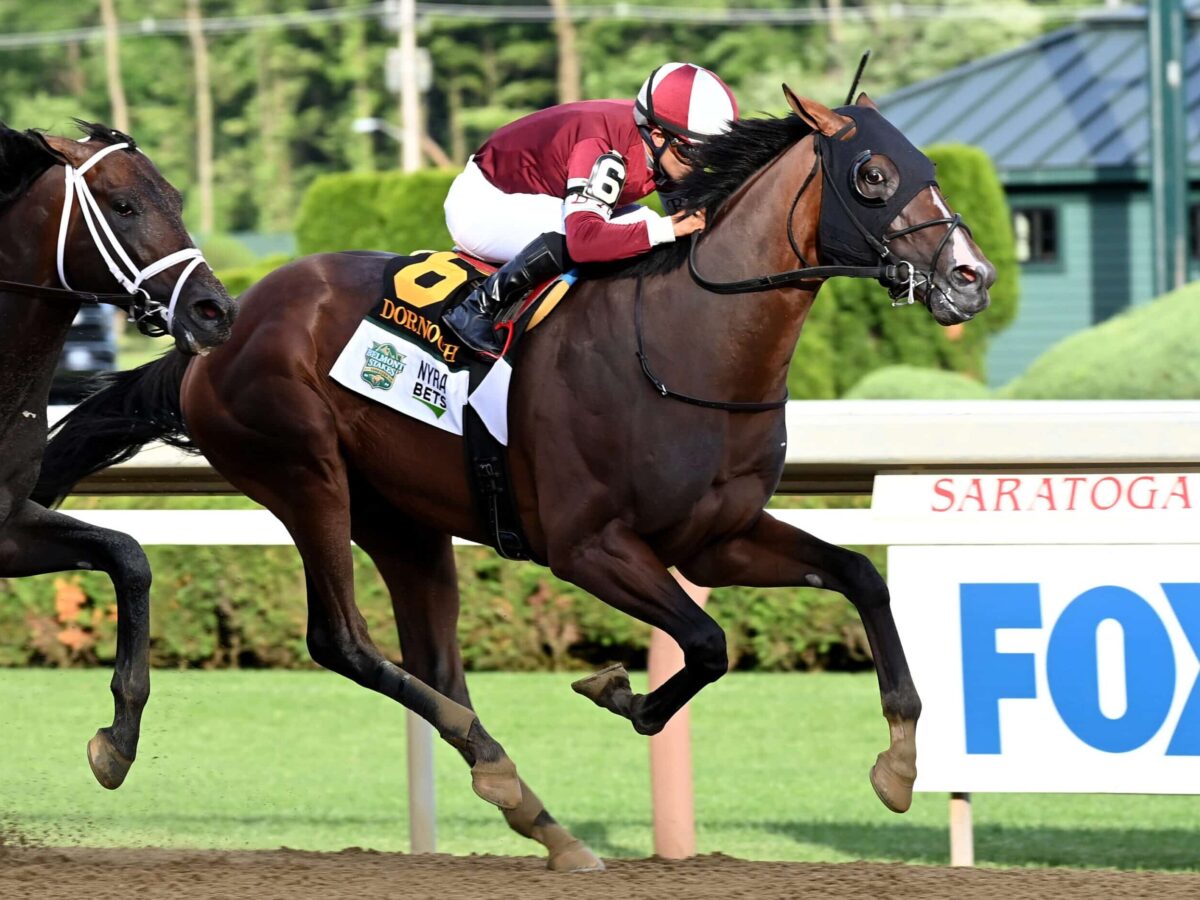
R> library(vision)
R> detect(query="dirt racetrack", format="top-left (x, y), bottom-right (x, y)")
top-left (3, 846), bottom-right (1200, 900)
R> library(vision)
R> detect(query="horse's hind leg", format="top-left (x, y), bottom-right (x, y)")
top-left (679, 511), bottom-right (921, 814)
top-left (191, 406), bottom-right (522, 810)
top-left (350, 509), bottom-right (603, 872)
top-left (0, 501), bottom-right (150, 789)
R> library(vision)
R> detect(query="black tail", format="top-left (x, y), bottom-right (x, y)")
top-left (34, 351), bottom-right (194, 507)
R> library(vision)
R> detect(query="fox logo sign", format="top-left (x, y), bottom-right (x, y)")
top-left (889, 545), bottom-right (1200, 794)
top-left (961, 582), bottom-right (1200, 756)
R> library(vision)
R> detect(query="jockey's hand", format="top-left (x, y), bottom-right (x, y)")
top-left (671, 208), bottom-right (706, 238)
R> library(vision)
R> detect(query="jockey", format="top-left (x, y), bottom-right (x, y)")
top-left (442, 62), bottom-right (739, 355)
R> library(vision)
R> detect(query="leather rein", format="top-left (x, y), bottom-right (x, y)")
top-left (636, 126), bottom-right (969, 413)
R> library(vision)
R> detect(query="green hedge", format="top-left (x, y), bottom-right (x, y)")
top-left (293, 143), bottom-right (1017, 399)
top-left (215, 253), bottom-right (294, 297)
top-left (843, 364), bottom-right (992, 400)
top-left (1001, 280), bottom-right (1200, 399)
top-left (0, 543), bottom-right (878, 672)
top-left (296, 169), bottom-right (458, 257)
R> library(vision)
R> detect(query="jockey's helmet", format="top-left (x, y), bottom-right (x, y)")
top-left (634, 63), bottom-right (739, 145)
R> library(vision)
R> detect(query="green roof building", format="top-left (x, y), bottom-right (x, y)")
top-left (881, 5), bottom-right (1197, 385)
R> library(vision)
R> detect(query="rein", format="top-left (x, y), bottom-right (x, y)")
top-left (0, 279), bottom-right (139, 308)
top-left (637, 126), bottom-right (968, 413)
top-left (634, 276), bottom-right (787, 412)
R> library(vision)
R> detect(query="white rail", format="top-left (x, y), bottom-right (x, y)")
top-left (53, 401), bottom-right (1200, 496)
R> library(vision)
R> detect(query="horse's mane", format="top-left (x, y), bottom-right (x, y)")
top-left (0, 127), bottom-right (57, 212)
top-left (582, 112), bottom-right (813, 282)
top-left (0, 120), bottom-right (136, 214)
top-left (73, 119), bottom-right (138, 150)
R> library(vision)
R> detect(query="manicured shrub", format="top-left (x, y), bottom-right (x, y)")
top-left (1001, 280), bottom-right (1200, 399)
top-left (215, 253), bottom-right (293, 297)
top-left (295, 170), bottom-right (458, 256)
top-left (844, 364), bottom-right (992, 399)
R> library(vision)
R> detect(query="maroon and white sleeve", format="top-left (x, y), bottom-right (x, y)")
top-left (561, 140), bottom-right (674, 264)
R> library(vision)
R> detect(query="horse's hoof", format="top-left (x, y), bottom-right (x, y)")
top-left (470, 756), bottom-right (522, 810)
top-left (571, 664), bottom-right (632, 717)
top-left (87, 730), bottom-right (133, 790)
top-left (870, 753), bottom-right (915, 814)
top-left (547, 840), bottom-right (606, 873)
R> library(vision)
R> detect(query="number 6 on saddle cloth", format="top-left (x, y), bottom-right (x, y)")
top-left (328, 250), bottom-right (576, 560)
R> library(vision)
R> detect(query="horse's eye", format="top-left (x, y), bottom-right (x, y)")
top-left (112, 199), bottom-right (136, 217)
top-left (864, 168), bottom-right (885, 186)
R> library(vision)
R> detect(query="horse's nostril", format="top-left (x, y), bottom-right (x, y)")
top-left (192, 298), bottom-right (225, 322)
top-left (954, 265), bottom-right (978, 285)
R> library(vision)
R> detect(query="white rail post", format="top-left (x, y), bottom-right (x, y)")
top-left (949, 792), bottom-right (974, 865)
top-left (406, 710), bottom-right (437, 853)
top-left (648, 572), bottom-right (709, 858)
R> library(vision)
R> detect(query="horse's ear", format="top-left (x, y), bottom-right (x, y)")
top-left (781, 85), bottom-right (853, 137)
top-left (27, 130), bottom-right (68, 165)
top-left (854, 92), bottom-right (879, 111)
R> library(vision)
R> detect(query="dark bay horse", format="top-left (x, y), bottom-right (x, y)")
top-left (38, 91), bottom-right (993, 869)
top-left (0, 121), bottom-right (236, 789)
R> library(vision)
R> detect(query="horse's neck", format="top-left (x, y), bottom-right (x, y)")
top-left (673, 139), bottom-right (823, 394)
top-left (0, 184), bottom-right (84, 418)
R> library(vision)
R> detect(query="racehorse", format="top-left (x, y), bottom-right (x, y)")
top-left (37, 91), bottom-right (994, 870)
top-left (0, 121), bottom-right (236, 790)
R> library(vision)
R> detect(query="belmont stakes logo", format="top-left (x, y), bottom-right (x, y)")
top-left (412, 359), bottom-right (450, 419)
top-left (360, 342), bottom-right (406, 390)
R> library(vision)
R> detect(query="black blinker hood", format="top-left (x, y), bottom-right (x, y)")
top-left (816, 105), bottom-right (937, 268)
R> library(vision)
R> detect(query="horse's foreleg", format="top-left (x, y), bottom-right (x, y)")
top-left (679, 511), bottom-right (921, 814)
top-left (552, 521), bottom-right (728, 737)
top-left (351, 516), bottom-right (603, 872)
top-left (0, 501), bottom-right (150, 789)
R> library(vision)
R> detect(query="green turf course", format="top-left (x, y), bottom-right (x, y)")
top-left (1, 670), bottom-right (1195, 869)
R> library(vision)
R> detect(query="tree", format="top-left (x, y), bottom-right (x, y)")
top-left (97, 0), bottom-right (129, 133)
top-left (186, 0), bottom-right (214, 234)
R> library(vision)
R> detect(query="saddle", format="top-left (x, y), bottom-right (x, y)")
top-left (330, 250), bottom-right (574, 562)
top-left (380, 250), bottom-right (573, 362)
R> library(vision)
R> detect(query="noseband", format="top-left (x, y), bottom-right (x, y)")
top-left (688, 118), bottom-right (969, 307)
top-left (0, 141), bottom-right (210, 337)
top-left (56, 142), bottom-right (207, 336)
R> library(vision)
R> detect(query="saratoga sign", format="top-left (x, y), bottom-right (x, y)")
top-left (876, 473), bottom-right (1196, 515)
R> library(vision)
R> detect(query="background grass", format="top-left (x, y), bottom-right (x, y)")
top-left (1, 670), bottom-right (1196, 869)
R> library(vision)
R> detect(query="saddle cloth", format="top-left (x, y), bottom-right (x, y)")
top-left (328, 250), bottom-right (573, 445)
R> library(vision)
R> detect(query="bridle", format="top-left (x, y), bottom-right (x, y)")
top-left (638, 119), bottom-right (971, 413)
top-left (687, 122), bottom-right (969, 307)
top-left (0, 140), bottom-right (209, 337)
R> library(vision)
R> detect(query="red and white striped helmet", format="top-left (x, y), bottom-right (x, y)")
top-left (634, 63), bottom-right (739, 142)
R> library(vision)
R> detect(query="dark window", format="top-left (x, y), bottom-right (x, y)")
top-left (1013, 208), bottom-right (1058, 263)
top-left (1190, 204), bottom-right (1200, 260)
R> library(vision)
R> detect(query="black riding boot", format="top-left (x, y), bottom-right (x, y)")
top-left (444, 232), bottom-right (567, 355)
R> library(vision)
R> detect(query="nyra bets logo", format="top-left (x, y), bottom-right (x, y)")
top-left (412, 359), bottom-right (450, 418)
top-left (360, 342), bottom-right (406, 390)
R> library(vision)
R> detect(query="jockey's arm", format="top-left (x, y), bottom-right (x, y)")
top-left (562, 140), bottom-right (676, 265)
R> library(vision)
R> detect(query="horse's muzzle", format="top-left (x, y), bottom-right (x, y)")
top-left (171, 293), bottom-right (237, 355)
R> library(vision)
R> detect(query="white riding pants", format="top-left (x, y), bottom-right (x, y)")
top-left (444, 157), bottom-right (658, 263)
